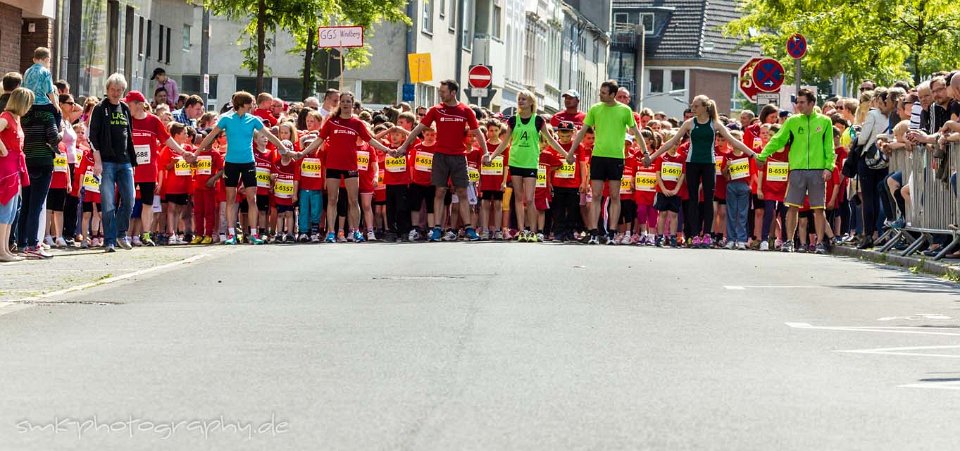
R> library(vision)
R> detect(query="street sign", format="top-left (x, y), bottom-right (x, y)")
top-left (757, 92), bottom-right (779, 105)
top-left (787, 33), bottom-right (807, 59)
top-left (408, 53), bottom-right (433, 83)
top-left (468, 65), bottom-right (493, 89)
top-left (402, 83), bottom-right (415, 102)
top-left (203, 74), bottom-right (209, 94)
top-left (318, 26), bottom-right (364, 48)
top-left (738, 57), bottom-right (764, 101)
top-left (752, 58), bottom-right (785, 92)
top-left (470, 88), bottom-right (488, 98)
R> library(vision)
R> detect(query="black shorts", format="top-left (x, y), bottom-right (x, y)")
top-left (716, 198), bottom-right (726, 205)
top-left (373, 200), bottom-right (386, 206)
top-left (481, 190), bottom-right (504, 201)
top-left (276, 204), bottom-right (295, 214)
top-left (326, 168), bottom-right (359, 179)
top-left (619, 199), bottom-right (638, 224)
top-left (509, 166), bottom-right (538, 179)
top-left (590, 156), bottom-right (625, 182)
top-left (137, 182), bottom-right (157, 205)
top-left (224, 162), bottom-right (257, 188)
top-left (165, 193), bottom-right (189, 206)
top-left (46, 188), bottom-right (66, 211)
top-left (82, 201), bottom-right (96, 213)
top-left (336, 187), bottom-right (348, 217)
top-left (408, 183), bottom-right (436, 214)
top-left (654, 193), bottom-right (681, 213)
top-left (432, 153), bottom-right (469, 188)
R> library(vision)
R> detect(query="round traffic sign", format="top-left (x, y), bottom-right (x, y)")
top-left (752, 58), bottom-right (785, 93)
top-left (468, 65), bottom-right (492, 89)
top-left (787, 33), bottom-right (807, 59)
top-left (738, 57), bottom-right (764, 100)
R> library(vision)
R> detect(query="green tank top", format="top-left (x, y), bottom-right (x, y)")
top-left (688, 118), bottom-right (716, 164)
top-left (510, 115), bottom-right (540, 169)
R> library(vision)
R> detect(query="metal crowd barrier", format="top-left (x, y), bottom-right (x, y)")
top-left (878, 143), bottom-right (960, 260)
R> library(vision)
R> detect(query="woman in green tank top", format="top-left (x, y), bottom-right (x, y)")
top-left (645, 95), bottom-right (757, 248)
top-left (485, 90), bottom-right (567, 242)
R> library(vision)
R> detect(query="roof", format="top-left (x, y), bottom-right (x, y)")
top-left (613, 0), bottom-right (758, 64)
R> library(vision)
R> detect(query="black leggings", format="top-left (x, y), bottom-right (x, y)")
top-left (857, 160), bottom-right (888, 236)
top-left (552, 187), bottom-right (581, 237)
top-left (386, 184), bottom-right (411, 234)
top-left (685, 163), bottom-right (715, 237)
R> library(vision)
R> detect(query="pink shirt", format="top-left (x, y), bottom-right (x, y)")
top-left (0, 112), bottom-right (28, 204)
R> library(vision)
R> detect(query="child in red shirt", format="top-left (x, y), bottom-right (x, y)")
top-left (721, 131), bottom-right (757, 249)
top-left (357, 138), bottom-right (379, 241)
top-left (633, 129), bottom-right (658, 245)
top-left (192, 135), bottom-right (224, 244)
top-left (158, 123), bottom-right (194, 244)
top-left (272, 149), bottom-right (299, 242)
top-left (654, 144), bottom-right (685, 247)
top-left (479, 119), bottom-right (508, 239)
top-left (617, 137), bottom-right (640, 244)
top-left (409, 127), bottom-right (437, 237)
top-left (533, 138), bottom-right (566, 241)
top-left (45, 141), bottom-right (72, 247)
top-left (74, 133), bottom-right (102, 248)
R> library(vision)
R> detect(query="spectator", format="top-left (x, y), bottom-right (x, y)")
top-left (319, 88), bottom-right (340, 119)
top-left (54, 79), bottom-right (69, 95)
top-left (150, 68), bottom-right (178, 107)
top-left (175, 94), bottom-right (188, 110)
top-left (855, 87), bottom-right (892, 249)
top-left (17, 82), bottom-right (63, 258)
top-left (0, 88), bottom-right (34, 261)
top-left (152, 87), bottom-right (169, 110)
top-left (89, 73), bottom-right (138, 252)
top-left (22, 47), bottom-right (61, 128)
top-left (172, 95), bottom-right (204, 126)
top-left (0, 72), bottom-right (22, 111)
top-left (252, 93), bottom-right (278, 127)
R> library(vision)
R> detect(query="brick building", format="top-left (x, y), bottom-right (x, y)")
top-left (0, 0), bottom-right (56, 76)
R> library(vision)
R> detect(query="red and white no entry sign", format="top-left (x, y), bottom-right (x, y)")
top-left (468, 65), bottom-right (493, 89)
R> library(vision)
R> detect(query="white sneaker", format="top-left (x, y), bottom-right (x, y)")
top-left (480, 230), bottom-right (490, 240)
top-left (494, 230), bottom-right (504, 241)
top-left (736, 242), bottom-right (748, 250)
top-left (366, 230), bottom-right (377, 241)
top-left (724, 241), bottom-right (736, 250)
top-left (759, 240), bottom-right (770, 251)
top-left (55, 236), bottom-right (67, 248)
top-left (620, 232), bottom-right (632, 245)
top-left (310, 234), bottom-right (321, 243)
top-left (443, 230), bottom-right (458, 241)
top-left (535, 233), bottom-right (545, 242)
top-left (131, 235), bottom-right (142, 247)
top-left (219, 233), bottom-right (228, 243)
top-left (44, 235), bottom-right (54, 247)
top-left (408, 229), bottom-right (420, 241)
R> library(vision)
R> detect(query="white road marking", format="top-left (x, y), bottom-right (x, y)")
top-left (899, 381), bottom-right (960, 391)
top-left (0, 253), bottom-right (209, 317)
top-left (837, 345), bottom-right (960, 359)
top-left (877, 314), bottom-right (952, 321)
top-left (725, 285), bottom-right (821, 290)
top-left (786, 322), bottom-right (960, 336)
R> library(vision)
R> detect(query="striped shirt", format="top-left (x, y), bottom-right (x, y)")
top-left (21, 109), bottom-right (61, 169)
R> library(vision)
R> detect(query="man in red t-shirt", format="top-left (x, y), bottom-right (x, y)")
top-left (395, 79), bottom-right (488, 241)
top-left (550, 90), bottom-right (586, 129)
top-left (252, 92), bottom-right (279, 127)
top-left (125, 90), bottom-right (189, 246)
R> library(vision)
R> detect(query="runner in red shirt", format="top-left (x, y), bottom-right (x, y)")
top-left (296, 110), bottom-right (324, 242)
top-left (395, 80), bottom-right (488, 241)
top-left (408, 127), bottom-right (438, 238)
top-left (550, 121), bottom-right (585, 242)
top-left (157, 123), bottom-right (195, 244)
top-left (634, 130), bottom-right (658, 245)
top-left (272, 149), bottom-right (299, 242)
top-left (301, 91), bottom-right (393, 243)
top-left (191, 135), bottom-right (224, 244)
top-left (356, 138), bottom-right (379, 241)
top-left (654, 146), bottom-right (686, 247)
top-left (373, 125), bottom-right (413, 241)
top-left (45, 142), bottom-right (72, 247)
top-left (479, 119), bottom-right (508, 239)
top-left (253, 93), bottom-right (279, 127)
top-left (757, 123), bottom-right (788, 250)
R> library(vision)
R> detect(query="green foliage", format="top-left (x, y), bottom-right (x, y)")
top-left (725, 0), bottom-right (960, 86)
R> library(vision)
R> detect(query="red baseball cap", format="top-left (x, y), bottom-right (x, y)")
top-left (124, 91), bottom-right (146, 103)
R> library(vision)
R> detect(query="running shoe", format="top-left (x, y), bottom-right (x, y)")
top-left (724, 241), bottom-right (736, 250)
top-left (797, 244), bottom-right (808, 253)
top-left (465, 227), bottom-right (481, 241)
top-left (429, 227), bottom-right (442, 242)
top-left (249, 234), bottom-right (265, 245)
top-left (701, 235), bottom-right (713, 248)
top-left (338, 231), bottom-right (348, 243)
top-left (815, 242), bottom-right (827, 254)
top-left (479, 230), bottom-right (490, 240)
top-left (669, 236), bottom-right (679, 248)
top-left (44, 236), bottom-right (54, 248)
top-left (620, 233), bottom-right (632, 245)
top-left (654, 235), bottom-right (663, 247)
top-left (517, 231), bottom-right (527, 242)
top-left (691, 235), bottom-right (702, 248)
top-left (25, 246), bottom-right (53, 259)
top-left (55, 236), bottom-right (67, 248)
top-left (81, 238), bottom-right (90, 249)
top-left (535, 233), bottom-right (545, 242)
top-left (190, 235), bottom-right (204, 245)
top-left (759, 240), bottom-right (770, 251)
top-left (130, 235), bottom-right (142, 247)
top-left (119, 236), bottom-right (133, 250)
top-left (224, 235), bottom-right (238, 245)
top-left (311, 234), bottom-right (321, 243)
top-left (494, 230), bottom-right (504, 241)
top-left (587, 234), bottom-right (599, 245)
top-left (325, 232), bottom-right (336, 243)
top-left (201, 236), bottom-right (213, 245)
top-left (104, 244), bottom-right (116, 253)
top-left (142, 232), bottom-right (156, 246)
top-left (351, 230), bottom-right (364, 243)
top-left (409, 229), bottom-right (421, 242)
top-left (366, 230), bottom-right (377, 242)
top-left (736, 242), bottom-right (747, 250)
top-left (781, 240), bottom-right (794, 253)
top-left (443, 230), bottom-right (458, 241)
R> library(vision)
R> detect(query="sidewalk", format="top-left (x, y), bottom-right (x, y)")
top-left (831, 244), bottom-right (960, 281)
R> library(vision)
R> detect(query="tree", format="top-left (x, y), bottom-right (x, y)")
top-left (197, 0), bottom-right (409, 97)
top-left (725, 0), bottom-right (960, 88)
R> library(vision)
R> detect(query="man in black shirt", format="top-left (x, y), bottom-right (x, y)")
top-left (89, 73), bottom-right (138, 252)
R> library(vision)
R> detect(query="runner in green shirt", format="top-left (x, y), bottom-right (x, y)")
top-left (566, 80), bottom-right (645, 244)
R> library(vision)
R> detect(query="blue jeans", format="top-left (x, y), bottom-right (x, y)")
top-left (298, 189), bottom-right (322, 234)
top-left (726, 182), bottom-right (750, 243)
top-left (99, 161), bottom-right (135, 246)
top-left (16, 167), bottom-right (52, 248)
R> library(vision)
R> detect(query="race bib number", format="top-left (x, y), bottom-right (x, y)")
top-left (635, 171), bottom-right (656, 192)
top-left (415, 152), bottom-right (433, 172)
top-left (134, 144), bottom-right (151, 165)
top-left (256, 166), bottom-right (271, 189)
top-left (174, 158), bottom-right (192, 176)
top-left (82, 171), bottom-right (100, 193)
top-left (620, 175), bottom-right (634, 194)
top-left (376, 170), bottom-right (385, 188)
top-left (357, 150), bottom-right (370, 171)
top-left (766, 161), bottom-right (789, 182)
top-left (274, 177), bottom-right (295, 199)
top-left (468, 167), bottom-right (480, 183)
top-left (385, 156), bottom-right (406, 173)
top-left (536, 165), bottom-right (547, 188)
top-left (556, 162), bottom-right (576, 179)
top-left (481, 156), bottom-right (504, 175)
top-left (661, 162), bottom-right (682, 182)
top-left (195, 155), bottom-right (212, 175)
top-left (715, 158), bottom-right (723, 174)
top-left (301, 158), bottom-right (322, 178)
top-left (53, 155), bottom-right (68, 173)
top-left (728, 157), bottom-right (750, 180)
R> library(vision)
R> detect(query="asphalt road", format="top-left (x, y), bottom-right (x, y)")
top-left (2, 243), bottom-right (960, 450)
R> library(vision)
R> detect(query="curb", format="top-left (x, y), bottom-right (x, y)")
top-left (831, 245), bottom-right (960, 281)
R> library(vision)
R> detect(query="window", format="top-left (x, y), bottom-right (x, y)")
top-left (181, 75), bottom-right (218, 95)
top-left (449, 0), bottom-right (457, 32)
top-left (124, 6), bottom-right (134, 76)
top-left (671, 70), bottom-right (686, 91)
top-left (417, 83), bottom-right (435, 108)
top-left (422, 0), bottom-right (433, 34)
top-left (138, 17), bottom-right (144, 56)
top-left (236, 76), bottom-right (258, 94)
top-left (440, 0), bottom-right (446, 18)
top-left (641, 13), bottom-right (654, 34)
top-left (158, 25), bottom-right (164, 62)
top-left (361, 80), bottom-right (399, 105)
top-left (107, 1), bottom-right (119, 73)
top-left (146, 20), bottom-right (152, 58)
top-left (649, 69), bottom-right (663, 93)
top-left (165, 26), bottom-right (171, 62)
top-left (461, 0), bottom-right (473, 50)
top-left (182, 24), bottom-right (191, 50)
top-left (492, 5), bottom-right (502, 38)
top-left (614, 13), bottom-right (629, 24)
top-left (277, 78), bottom-right (302, 101)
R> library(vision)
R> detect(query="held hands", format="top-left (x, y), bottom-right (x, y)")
top-left (822, 169), bottom-right (831, 182)
top-left (482, 153), bottom-right (492, 165)
top-left (565, 152), bottom-right (576, 165)
top-left (643, 155), bottom-right (653, 167)
top-left (206, 178), bottom-right (216, 189)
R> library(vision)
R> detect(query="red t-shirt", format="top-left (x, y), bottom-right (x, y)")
top-left (273, 157), bottom-right (299, 205)
top-left (74, 148), bottom-right (100, 203)
top-left (131, 113), bottom-right (171, 184)
top-left (159, 145), bottom-right (194, 195)
top-left (535, 151), bottom-right (564, 202)
top-left (357, 143), bottom-right (378, 194)
top-left (620, 152), bottom-right (638, 196)
top-left (192, 149), bottom-right (224, 192)
top-left (419, 103), bottom-right (479, 155)
top-left (655, 152), bottom-right (686, 194)
top-left (410, 142), bottom-right (436, 186)
top-left (466, 145), bottom-right (482, 185)
top-left (551, 142), bottom-right (583, 189)
top-left (550, 111), bottom-right (586, 128)
top-left (714, 146), bottom-right (730, 200)
top-left (633, 155), bottom-right (657, 206)
top-left (253, 148), bottom-right (277, 195)
top-left (759, 144), bottom-right (790, 202)
top-left (50, 142), bottom-right (70, 190)
top-left (253, 108), bottom-right (278, 127)
top-left (382, 144), bottom-right (410, 186)
top-left (319, 116), bottom-right (372, 171)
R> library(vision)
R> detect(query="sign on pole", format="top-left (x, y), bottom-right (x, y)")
top-left (738, 57), bottom-right (764, 101)
top-left (752, 58), bottom-right (785, 92)
top-left (317, 26), bottom-right (365, 48)
top-left (408, 53), bottom-right (433, 84)
top-left (402, 83), bottom-right (415, 102)
top-left (757, 92), bottom-right (779, 105)
top-left (468, 65), bottom-right (493, 89)
top-left (203, 74), bottom-right (209, 94)
top-left (786, 33), bottom-right (807, 59)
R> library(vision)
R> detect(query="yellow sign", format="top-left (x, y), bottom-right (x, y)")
top-left (53, 155), bottom-right (68, 173)
top-left (174, 158), bottom-right (192, 176)
top-left (415, 152), bottom-right (433, 172)
top-left (357, 150), bottom-right (370, 171)
top-left (82, 171), bottom-right (100, 193)
top-left (386, 156), bottom-right (406, 172)
top-left (766, 161), bottom-right (789, 182)
top-left (408, 53), bottom-right (433, 84)
top-left (728, 157), bottom-right (750, 180)
top-left (468, 167), bottom-right (480, 183)
top-left (536, 165), bottom-right (547, 188)
top-left (620, 175), bottom-right (634, 194)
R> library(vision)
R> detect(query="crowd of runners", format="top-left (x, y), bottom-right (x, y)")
top-left (1, 46), bottom-right (952, 261)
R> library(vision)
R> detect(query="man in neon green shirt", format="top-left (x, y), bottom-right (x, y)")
top-left (756, 88), bottom-right (836, 253)
top-left (567, 80), bottom-right (645, 245)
